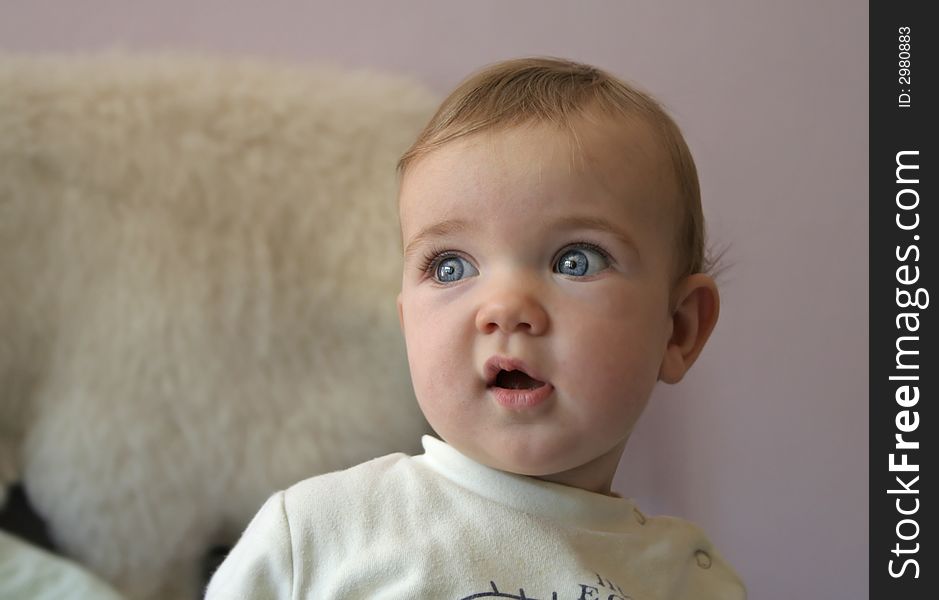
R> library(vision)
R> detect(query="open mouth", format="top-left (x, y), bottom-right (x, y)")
top-left (484, 356), bottom-right (553, 409)
top-left (493, 369), bottom-right (547, 390)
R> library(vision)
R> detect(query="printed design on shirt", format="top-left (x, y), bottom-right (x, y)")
top-left (460, 572), bottom-right (631, 600)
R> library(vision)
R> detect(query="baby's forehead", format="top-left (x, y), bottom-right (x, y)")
top-left (483, 118), bottom-right (680, 219)
top-left (418, 115), bottom-right (669, 176)
top-left (404, 120), bottom-right (678, 215)
top-left (399, 118), bottom-right (681, 260)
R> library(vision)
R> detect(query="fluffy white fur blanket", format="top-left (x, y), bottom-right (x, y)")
top-left (0, 54), bottom-right (435, 599)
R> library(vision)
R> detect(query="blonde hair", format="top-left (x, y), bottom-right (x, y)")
top-left (398, 57), bottom-right (718, 286)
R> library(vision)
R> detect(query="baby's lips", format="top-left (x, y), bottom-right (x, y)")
top-left (483, 355), bottom-right (548, 387)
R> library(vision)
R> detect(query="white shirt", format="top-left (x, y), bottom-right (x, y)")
top-left (206, 436), bottom-right (745, 599)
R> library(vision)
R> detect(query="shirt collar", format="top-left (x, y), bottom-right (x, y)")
top-left (414, 435), bottom-right (640, 532)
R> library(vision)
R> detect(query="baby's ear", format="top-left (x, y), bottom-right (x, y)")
top-left (658, 274), bottom-right (720, 384)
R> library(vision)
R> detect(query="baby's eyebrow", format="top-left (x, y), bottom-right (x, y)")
top-left (403, 219), bottom-right (470, 259)
top-left (553, 215), bottom-right (640, 255)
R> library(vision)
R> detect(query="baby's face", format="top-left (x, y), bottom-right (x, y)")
top-left (397, 120), bottom-right (680, 493)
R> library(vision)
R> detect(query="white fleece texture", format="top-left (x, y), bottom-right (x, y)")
top-left (0, 53), bottom-right (436, 599)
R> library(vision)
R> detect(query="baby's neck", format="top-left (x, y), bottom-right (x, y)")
top-left (532, 443), bottom-right (625, 495)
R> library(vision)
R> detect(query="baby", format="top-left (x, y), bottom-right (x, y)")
top-left (206, 57), bottom-right (745, 599)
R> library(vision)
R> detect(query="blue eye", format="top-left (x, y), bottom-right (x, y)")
top-left (433, 255), bottom-right (478, 283)
top-left (554, 245), bottom-right (610, 277)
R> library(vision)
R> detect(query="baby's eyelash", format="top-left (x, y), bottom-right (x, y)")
top-left (416, 246), bottom-right (453, 276)
top-left (561, 240), bottom-right (614, 263)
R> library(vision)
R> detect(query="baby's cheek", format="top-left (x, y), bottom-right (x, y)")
top-left (561, 322), bottom-right (658, 400)
top-left (408, 320), bottom-right (465, 396)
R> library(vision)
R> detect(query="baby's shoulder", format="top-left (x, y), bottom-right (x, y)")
top-left (639, 512), bottom-right (715, 549)
top-left (280, 452), bottom-right (415, 515)
top-left (637, 512), bottom-right (746, 598)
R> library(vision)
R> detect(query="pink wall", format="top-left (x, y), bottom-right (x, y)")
top-left (1, 1), bottom-right (868, 598)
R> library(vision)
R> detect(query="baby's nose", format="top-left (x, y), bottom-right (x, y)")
top-left (474, 280), bottom-right (548, 335)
